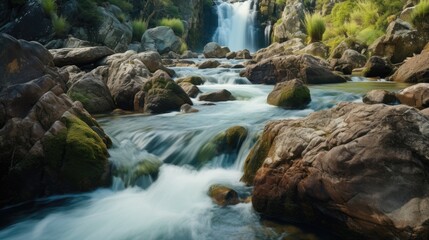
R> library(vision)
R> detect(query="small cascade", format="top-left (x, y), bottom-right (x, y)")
top-left (264, 21), bottom-right (272, 46)
top-left (212, 0), bottom-right (260, 52)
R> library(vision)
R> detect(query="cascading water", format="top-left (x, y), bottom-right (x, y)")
top-left (211, 0), bottom-right (260, 52)
top-left (264, 21), bottom-right (272, 46)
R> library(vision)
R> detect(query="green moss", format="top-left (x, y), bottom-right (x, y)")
top-left (176, 76), bottom-right (204, 85)
top-left (68, 91), bottom-right (90, 106)
top-left (411, 0), bottom-right (429, 29)
top-left (241, 133), bottom-right (272, 185)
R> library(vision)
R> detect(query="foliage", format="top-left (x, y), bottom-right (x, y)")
top-left (40, 0), bottom-right (57, 16)
top-left (52, 14), bottom-right (70, 37)
top-left (179, 40), bottom-right (188, 54)
top-left (77, 0), bottom-right (102, 26)
top-left (304, 12), bottom-right (326, 43)
top-left (411, 0), bottom-right (429, 28)
top-left (159, 18), bottom-right (185, 37)
top-left (275, 0), bottom-right (286, 5)
top-left (108, 0), bottom-right (133, 12)
top-left (132, 19), bottom-right (147, 41)
top-left (117, 13), bottom-right (126, 23)
top-left (356, 27), bottom-right (383, 45)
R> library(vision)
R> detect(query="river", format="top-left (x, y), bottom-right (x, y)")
top-left (0, 57), bottom-right (410, 239)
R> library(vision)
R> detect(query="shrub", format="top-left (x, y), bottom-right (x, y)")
top-left (411, 0), bottom-right (429, 28)
top-left (356, 27), bottom-right (383, 45)
top-left (179, 40), bottom-right (188, 54)
top-left (52, 14), bottom-right (69, 37)
top-left (304, 12), bottom-right (326, 43)
top-left (40, 0), bottom-right (57, 16)
top-left (108, 0), bottom-right (133, 12)
top-left (77, 0), bottom-right (102, 26)
top-left (132, 19), bottom-right (147, 41)
top-left (159, 18), bottom-right (185, 37)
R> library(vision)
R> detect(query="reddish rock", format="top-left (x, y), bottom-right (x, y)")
top-left (396, 83), bottom-right (429, 109)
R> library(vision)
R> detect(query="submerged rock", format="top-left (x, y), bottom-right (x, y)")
top-left (208, 184), bottom-right (240, 206)
top-left (180, 103), bottom-right (199, 113)
top-left (267, 79), bottom-right (311, 109)
top-left (243, 102), bottom-right (429, 239)
top-left (198, 60), bottom-right (221, 69)
top-left (199, 89), bottom-right (236, 102)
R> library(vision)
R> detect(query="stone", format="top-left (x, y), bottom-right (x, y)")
top-left (199, 89), bottom-right (235, 102)
top-left (243, 102), bottom-right (429, 239)
top-left (390, 51), bottom-right (429, 83)
top-left (396, 83), bottom-right (429, 109)
top-left (363, 56), bottom-right (394, 78)
top-left (135, 51), bottom-right (175, 76)
top-left (241, 54), bottom-right (346, 85)
top-left (267, 79), bottom-right (311, 109)
top-left (226, 52), bottom-right (237, 59)
top-left (340, 49), bottom-right (367, 70)
top-left (363, 90), bottom-right (397, 105)
top-left (180, 103), bottom-right (199, 113)
top-left (141, 26), bottom-right (182, 54)
top-left (49, 46), bottom-right (114, 67)
top-left (299, 42), bottom-right (328, 59)
top-left (178, 82), bottom-right (201, 98)
top-left (369, 20), bottom-right (427, 64)
top-left (272, 0), bottom-right (306, 43)
top-left (235, 49), bottom-right (252, 59)
top-left (181, 50), bottom-right (198, 59)
top-left (67, 68), bottom-right (115, 114)
top-left (198, 60), bottom-right (221, 69)
top-left (208, 184), bottom-right (240, 206)
top-left (253, 38), bottom-right (305, 62)
top-left (142, 70), bottom-right (193, 113)
top-left (176, 76), bottom-right (204, 85)
top-left (203, 42), bottom-right (230, 58)
top-left (400, 7), bottom-right (415, 22)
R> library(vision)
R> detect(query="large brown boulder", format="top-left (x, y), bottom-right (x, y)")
top-left (267, 79), bottom-right (311, 109)
top-left (0, 35), bottom-right (111, 207)
top-left (390, 51), bottom-right (429, 83)
top-left (241, 54), bottom-right (346, 85)
top-left (396, 83), bottom-right (429, 109)
top-left (142, 70), bottom-right (192, 113)
top-left (369, 20), bottom-right (427, 64)
top-left (49, 46), bottom-right (115, 67)
top-left (242, 102), bottom-right (429, 239)
top-left (362, 56), bottom-right (394, 78)
top-left (203, 42), bottom-right (230, 58)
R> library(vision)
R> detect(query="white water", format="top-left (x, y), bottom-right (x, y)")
top-left (0, 59), bottom-right (410, 240)
top-left (212, 0), bottom-right (259, 52)
top-left (264, 21), bottom-right (272, 46)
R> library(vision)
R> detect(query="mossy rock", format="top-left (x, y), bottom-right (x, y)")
top-left (176, 76), bottom-right (204, 85)
top-left (113, 158), bottom-right (162, 187)
top-left (43, 112), bottom-right (110, 191)
top-left (208, 184), bottom-right (240, 206)
top-left (197, 126), bottom-right (248, 166)
top-left (267, 79), bottom-right (311, 109)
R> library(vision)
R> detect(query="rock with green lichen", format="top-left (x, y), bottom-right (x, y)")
top-left (176, 76), bottom-right (204, 85)
top-left (267, 79), bottom-right (311, 109)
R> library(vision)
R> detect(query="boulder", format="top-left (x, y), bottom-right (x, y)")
top-left (299, 42), bottom-right (328, 59)
top-left (243, 102), bottom-right (429, 239)
top-left (0, 36), bottom-right (110, 207)
top-left (235, 49), bottom-right (252, 59)
top-left (142, 26), bottom-right (182, 54)
top-left (178, 82), bottom-right (201, 98)
top-left (362, 56), bottom-right (394, 78)
top-left (241, 54), bottom-right (346, 85)
top-left (330, 39), bottom-right (366, 59)
top-left (176, 76), bottom-right (204, 85)
top-left (396, 83), bottom-right (429, 109)
top-left (181, 50), bottom-right (199, 59)
top-left (369, 20), bottom-right (427, 64)
top-left (142, 70), bottom-right (193, 113)
top-left (135, 51), bottom-right (175, 76)
top-left (226, 52), bottom-right (237, 59)
top-left (208, 184), bottom-right (240, 206)
top-left (199, 89), bottom-right (236, 102)
top-left (180, 103), bottom-right (199, 113)
top-left (340, 49), bottom-right (367, 70)
top-left (198, 60), bottom-right (221, 69)
top-left (363, 90), bottom-right (397, 104)
top-left (253, 38), bottom-right (305, 62)
top-left (67, 68), bottom-right (115, 114)
top-left (272, 0), bottom-right (306, 43)
top-left (267, 79), bottom-right (311, 109)
top-left (203, 42), bottom-right (230, 58)
top-left (50, 46), bottom-right (115, 67)
top-left (390, 51), bottom-right (429, 83)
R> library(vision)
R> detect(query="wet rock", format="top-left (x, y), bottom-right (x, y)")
top-left (50, 46), bottom-right (115, 67)
top-left (141, 26), bottom-right (181, 54)
top-left (363, 90), bottom-right (397, 105)
top-left (267, 79), bottom-right (311, 109)
top-left (363, 56), bottom-right (394, 78)
top-left (390, 51), bottom-right (429, 83)
top-left (235, 49), bottom-right (252, 59)
top-left (142, 70), bottom-right (192, 113)
top-left (180, 103), bottom-right (199, 113)
top-left (243, 102), bottom-right (429, 239)
top-left (226, 51), bottom-right (237, 59)
top-left (396, 83), bottom-right (429, 109)
top-left (199, 89), bottom-right (236, 102)
top-left (181, 50), bottom-right (198, 59)
top-left (178, 82), bottom-right (201, 98)
top-left (208, 184), bottom-right (240, 206)
top-left (241, 54), bottom-right (346, 85)
top-left (176, 76), bottom-right (204, 85)
top-left (198, 60), bottom-right (221, 69)
top-left (203, 42), bottom-right (230, 58)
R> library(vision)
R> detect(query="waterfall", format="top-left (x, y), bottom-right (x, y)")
top-left (211, 0), bottom-right (259, 52)
top-left (264, 21), bottom-right (272, 46)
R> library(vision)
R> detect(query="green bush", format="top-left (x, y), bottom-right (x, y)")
top-left (304, 12), bottom-right (326, 43)
top-left (356, 27), bottom-right (383, 45)
top-left (52, 14), bottom-right (69, 37)
top-left (132, 19), bottom-right (147, 41)
top-left (40, 0), bottom-right (57, 15)
top-left (411, 0), bottom-right (429, 28)
top-left (77, 0), bottom-right (102, 26)
top-left (179, 40), bottom-right (188, 54)
top-left (159, 18), bottom-right (185, 37)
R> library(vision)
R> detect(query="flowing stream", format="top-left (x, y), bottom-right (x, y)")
top-left (211, 0), bottom-right (260, 52)
top-left (0, 58), bottom-right (410, 240)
